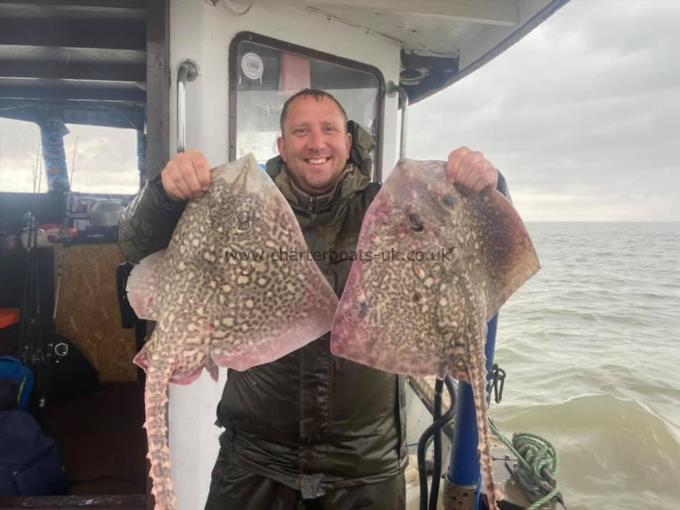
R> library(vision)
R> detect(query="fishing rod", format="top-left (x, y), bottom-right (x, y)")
top-left (53, 136), bottom-right (78, 322)
top-left (17, 143), bottom-right (48, 412)
top-left (16, 135), bottom-right (78, 413)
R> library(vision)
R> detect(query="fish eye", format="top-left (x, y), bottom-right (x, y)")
top-left (358, 300), bottom-right (369, 318)
top-left (442, 193), bottom-right (456, 207)
top-left (236, 209), bottom-right (251, 231)
top-left (408, 213), bottom-right (424, 232)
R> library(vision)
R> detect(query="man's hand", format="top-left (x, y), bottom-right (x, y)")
top-left (160, 150), bottom-right (211, 201)
top-left (445, 147), bottom-right (498, 194)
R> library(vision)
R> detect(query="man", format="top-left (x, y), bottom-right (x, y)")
top-left (119, 89), bottom-right (505, 509)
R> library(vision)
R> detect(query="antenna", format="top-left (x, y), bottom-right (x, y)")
top-left (55, 136), bottom-right (79, 321)
top-left (32, 140), bottom-right (41, 193)
top-left (36, 145), bottom-right (43, 194)
top-left (68, 137), bottom-right (79, 190)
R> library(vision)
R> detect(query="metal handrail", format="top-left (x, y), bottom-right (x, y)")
top-left (386, 81), bottom-right (409, 160)
top-left (177, 60), bottom-right (199, 153)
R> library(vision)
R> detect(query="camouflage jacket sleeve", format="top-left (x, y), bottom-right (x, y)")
top-left (118, 175), bottom-right (186, 264)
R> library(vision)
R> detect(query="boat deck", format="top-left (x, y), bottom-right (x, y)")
top-left (0, 382), bottom-right (148, 510)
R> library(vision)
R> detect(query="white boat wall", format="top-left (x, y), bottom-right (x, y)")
top-left (165, 2), bottom-right (568, 509)
top-left (0, 1), bottom-right (569, 508)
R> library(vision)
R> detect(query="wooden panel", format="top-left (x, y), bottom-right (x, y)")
top-left (54, 244), bottom-right (137, 382)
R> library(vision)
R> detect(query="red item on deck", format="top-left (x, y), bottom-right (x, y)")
top-left (0, 309), bottom-right (20, 329)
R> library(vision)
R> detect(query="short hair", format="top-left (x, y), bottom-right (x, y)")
top-left (279, 88), bottom-right (348, 133)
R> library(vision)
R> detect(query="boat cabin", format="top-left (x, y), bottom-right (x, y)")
top-left (0, 1), bottom-right (568, 509)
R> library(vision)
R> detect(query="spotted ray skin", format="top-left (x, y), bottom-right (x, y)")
top-left (126, 154), bottom-right (339, 509)
top-left (331, 159), bottom-right (540, 510)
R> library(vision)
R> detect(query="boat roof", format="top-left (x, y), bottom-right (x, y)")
top-left (294, 0), bottom-right (569, 102)
top-left (0, 0), bottom-right (569, 127)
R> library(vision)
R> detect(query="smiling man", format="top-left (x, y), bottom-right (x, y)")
top-left (276, 92), bottom-right (352, 195)
top-left (119, 89), bottom-right (506, 510)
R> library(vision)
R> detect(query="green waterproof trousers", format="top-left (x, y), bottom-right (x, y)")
top-left (204, 451), bottom-right (405, 510)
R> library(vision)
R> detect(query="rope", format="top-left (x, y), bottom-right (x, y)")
top-left (489, 419), bottom-right (562, 510)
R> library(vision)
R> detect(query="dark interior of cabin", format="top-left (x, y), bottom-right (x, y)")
top-left (0, 1), bottom-right (169, 508)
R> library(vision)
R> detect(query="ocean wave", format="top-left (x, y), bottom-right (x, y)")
top-left (492, 394), bottom-right (680, 510)
top-left (487, 223), bottom-right (679, 509)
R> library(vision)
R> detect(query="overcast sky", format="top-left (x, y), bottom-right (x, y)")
top-left (0, 0), bottom-right (678, 221)
top-left (0, 122), bottom-right (139, 195)
top-left (409, 0), bottom-right (680, 222)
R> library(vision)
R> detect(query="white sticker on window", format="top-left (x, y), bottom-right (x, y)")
top-left (241, 52), bottom-right (264, 80)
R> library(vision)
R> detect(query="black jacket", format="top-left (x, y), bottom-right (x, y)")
top-left (119, 124), bottom-right (408, 499)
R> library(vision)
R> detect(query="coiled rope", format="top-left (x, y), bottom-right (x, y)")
top-left (489, 419), bottom-right (562, 510)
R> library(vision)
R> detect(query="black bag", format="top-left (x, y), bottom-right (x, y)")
top-left (0, 408), bottom-right (69, 496)
top-left (47, 336), bottom-right (99, 402)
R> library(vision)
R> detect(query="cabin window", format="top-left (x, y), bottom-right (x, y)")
top-left (62, 125), bottom-right (139, 195)
top-left (229, 33), bottom-right (384, 177)
top-left (0, 119), bottom-right (139, 195)
top-left (0, 118), bottom-right (43, 193)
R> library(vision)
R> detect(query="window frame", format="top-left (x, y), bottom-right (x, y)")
top-left (228, 31), bottom-right (385, 182)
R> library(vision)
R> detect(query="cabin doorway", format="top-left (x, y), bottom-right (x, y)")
top-left (0, 1), bottom-right (169, 508)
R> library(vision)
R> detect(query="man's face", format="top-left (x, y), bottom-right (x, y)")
top-left (277, 95), bottom-right (352, 196)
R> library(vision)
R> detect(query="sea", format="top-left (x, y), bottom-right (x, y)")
top-left (489, 222), bottom-right (680, 510)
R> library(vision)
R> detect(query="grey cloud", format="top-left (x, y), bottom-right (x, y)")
top-left (408, 0), bottom-right (680, 220)
top-left (0, 121), bottom-right (139, 194)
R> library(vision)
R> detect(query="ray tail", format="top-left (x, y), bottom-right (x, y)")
top-left (466, 319), bottom-right (501, 510)
top-left (143, 358), bottom-right (176, 510)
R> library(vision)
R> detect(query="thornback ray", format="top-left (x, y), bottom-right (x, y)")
top-left (330, 159), bottom-right (540, 510)
top-left (126, 153), bottom-right (339, 509)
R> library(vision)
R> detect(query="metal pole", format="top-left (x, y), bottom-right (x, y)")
top-left (177, 60), bottom-right (198, 153)
top-left (386, 81), bottom-right (409, 160)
